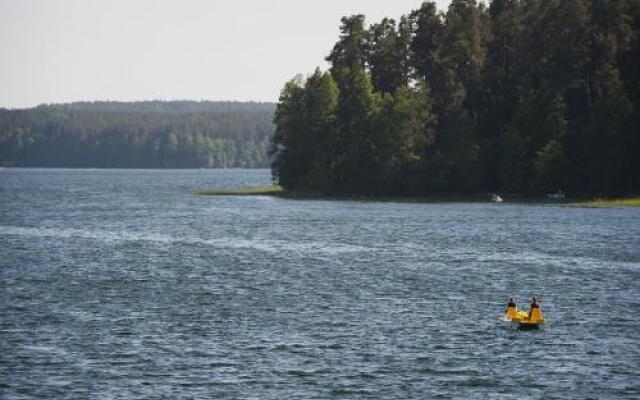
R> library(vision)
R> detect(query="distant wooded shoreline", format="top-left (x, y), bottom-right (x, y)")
top-left (0, 101), bottom-right (275, 169)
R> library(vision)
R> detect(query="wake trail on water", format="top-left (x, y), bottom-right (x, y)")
top-left (0, 225), bottom-right (369, 255)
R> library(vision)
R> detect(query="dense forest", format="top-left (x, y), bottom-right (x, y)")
top-left (271, 0), bottom-right (640, 196)
top-left (0, 101), bottom-right (275, 168)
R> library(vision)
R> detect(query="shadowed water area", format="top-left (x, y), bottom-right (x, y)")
top-left (1, 169), bottom-right (639, 399)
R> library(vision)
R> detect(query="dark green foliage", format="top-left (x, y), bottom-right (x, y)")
top-left (326, 15), bottom-right (369, 73)
top-left (272, 0), bottom-right (640, 196)
top-left (367, 18), bottom-right (412, 94)
top-left (374, 83), bottom-right (435, 194)
top-left (0, 101), bottom-right (274, 168)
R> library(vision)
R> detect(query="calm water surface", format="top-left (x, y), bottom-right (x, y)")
top-left (1, 169), bottom-right (639, 399)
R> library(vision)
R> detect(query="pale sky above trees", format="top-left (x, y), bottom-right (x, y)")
top-left (0, 0), bottom-right (450, 108)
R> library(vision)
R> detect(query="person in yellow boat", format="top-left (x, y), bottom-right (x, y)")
top-left (528, 297), bottom-right (542, 321)
top-left (505, 297), bottom-right (518, 319)
top-left (506, 297), bottom-right (516, 311)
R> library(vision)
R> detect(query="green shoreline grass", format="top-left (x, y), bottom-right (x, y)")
top-left (196, 185), bottom-right (485, 202)
top-left (566, 197), bottom-right (640, 208)
top-left (196, 184), bottom-right (285, 196)
top-left (196, 185), bottom-right (640, 208)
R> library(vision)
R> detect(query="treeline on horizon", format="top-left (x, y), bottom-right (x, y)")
top-left (271, 0), bottom-right (640, 196)
top-left (0, 101), bottom-right (275, 168)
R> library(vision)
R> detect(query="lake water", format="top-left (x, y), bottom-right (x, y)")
top-left (1, 168), bottom-right (639, 399)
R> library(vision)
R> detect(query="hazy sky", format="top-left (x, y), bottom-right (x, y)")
top-left (0, 0), bottom-right (451, 108)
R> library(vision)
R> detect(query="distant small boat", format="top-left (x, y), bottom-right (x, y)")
top-left (490, 194), bottom-right (503, 203)
top-left (547, 190), bottom-right (565, 200)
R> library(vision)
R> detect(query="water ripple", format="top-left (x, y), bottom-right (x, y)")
top-left (1, 169), bottom-right (639, 399)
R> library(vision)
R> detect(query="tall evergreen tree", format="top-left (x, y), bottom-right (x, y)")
top-left (332, 66), bottom-right (380, 194)
top-left (301, 69), bottom-right (340, 192)
top-left (368, 18), bottom-right (402, 94)
top-left (271, 77), bottom-right (307, 189)
top-left (326, 15), bottom-right (369, 74)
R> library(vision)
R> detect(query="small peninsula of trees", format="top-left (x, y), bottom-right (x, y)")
top-left (271, 0), bottom-right (640, 196)
top-left (0, 101), bottom-right (275, 168)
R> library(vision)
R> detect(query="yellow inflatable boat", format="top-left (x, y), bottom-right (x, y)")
top-left (505, 305), bottom-right (545, 330)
